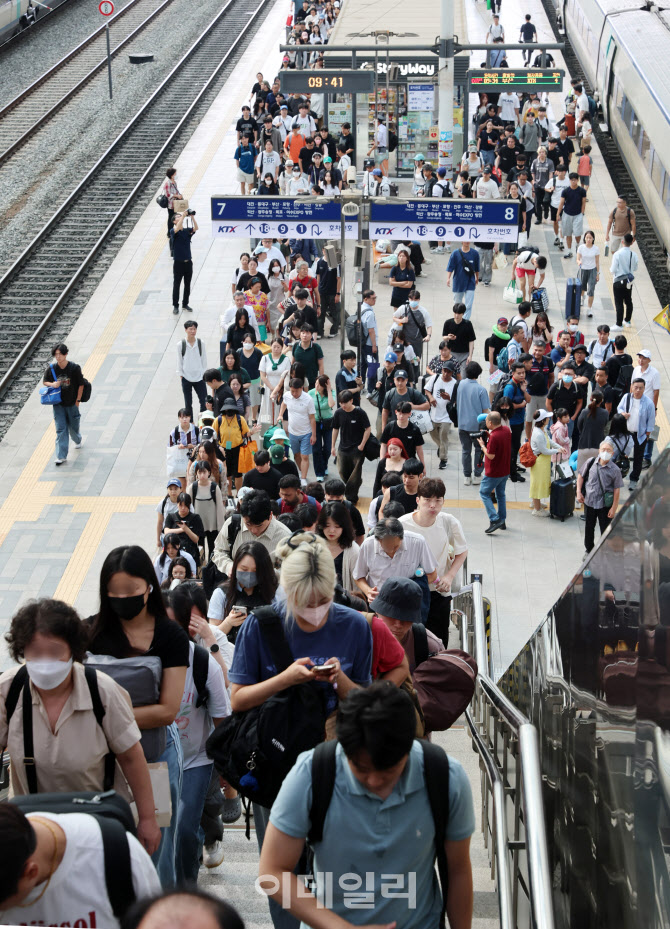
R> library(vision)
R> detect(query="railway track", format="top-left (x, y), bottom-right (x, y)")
top-left (0, 0), bottom-right (177, 165)
top-left (0, 0), bottom-right (79, 55)
top-left (540, 0), bottom-right (670, 310)
top-left (0, 0), bottom-right (270, 433)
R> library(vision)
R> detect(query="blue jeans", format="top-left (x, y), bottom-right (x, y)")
top-left (481, 150), bottom-right (496, 166)
top-left (152, 723), bottom-right (184, 888)
top-left (644, 438), bottom-right (654, 461)
top-left (452, 289), bottom-right (475, 320)
top-left (176, 762), bottom-right (213, 885)
top-left (253, 803), bottom-right (300, 929)
top-left (480, 475), bottom-right (508, 522)
top-left (313, 420), bottom-right (333, 478)
top-left (52, 403), bottom-right (81, 460)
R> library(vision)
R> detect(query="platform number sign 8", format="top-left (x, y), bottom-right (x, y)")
top-left (99, 1), bottom-right (115, 15)
top-left (504, 207), bottom-right (515, 221)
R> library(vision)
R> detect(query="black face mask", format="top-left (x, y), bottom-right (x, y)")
top-left (108, 592), bottom-right (147, 621)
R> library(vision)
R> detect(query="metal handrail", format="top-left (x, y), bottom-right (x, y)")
top-left (454, 579), bottom-right (555, 929)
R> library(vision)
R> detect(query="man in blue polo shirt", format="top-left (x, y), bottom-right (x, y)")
top-left (259, 683), bottom-right (475, 929)
top-left (503, 362), bottom-right (531, 482)
top-left (446, 242), bottom-right (480, 320)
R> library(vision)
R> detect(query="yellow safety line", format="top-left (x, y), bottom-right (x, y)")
top-left (53, 507), bottom-right (115, 601)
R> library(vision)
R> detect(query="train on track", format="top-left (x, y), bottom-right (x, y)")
top-left (0, 0), bottom-right (69, 44)
top-left (554, 0), bottom-right (670, 263)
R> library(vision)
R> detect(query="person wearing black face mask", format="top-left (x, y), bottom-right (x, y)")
top-left (87, 544), bottom-right (189, 888)
top-left (207, 541), bottom-right (278, 643)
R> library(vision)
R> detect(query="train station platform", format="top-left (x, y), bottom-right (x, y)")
top-left (0, 0), bottom-right (668, 686)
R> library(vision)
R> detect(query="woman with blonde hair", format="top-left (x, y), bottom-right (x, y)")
top-left (227, 532), bottom-right (372, 929)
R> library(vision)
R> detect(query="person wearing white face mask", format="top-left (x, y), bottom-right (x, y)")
top-left (228, 532), bottom-right (372, 929)
top-left (0, 599), bottom-right (161, 857)
top-left (392, 289), bottom-right (432, 359)
top-left (576, 441), bottom-right (624, 554)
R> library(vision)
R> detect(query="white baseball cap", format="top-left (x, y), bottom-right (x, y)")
top-left (637, 349), bottom-right (651, 359)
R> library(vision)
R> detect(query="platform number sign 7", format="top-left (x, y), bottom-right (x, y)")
top-left (217, 203), bottom-right (226, 215)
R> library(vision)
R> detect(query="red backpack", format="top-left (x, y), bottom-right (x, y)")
top-left (411, 624), bottom-right (477, 731)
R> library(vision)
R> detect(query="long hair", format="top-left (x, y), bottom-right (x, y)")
top-left (316, 501), bottom-right (355, 549)
top-left (92, 546), bottom-right (165, 649)
top-left (168, 581), bottom-right (208, 639)
top-left (224, 541), bottom-right (278, 616)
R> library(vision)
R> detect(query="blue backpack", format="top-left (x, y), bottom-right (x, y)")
top-left (496, 346), bottom-right (510, 373)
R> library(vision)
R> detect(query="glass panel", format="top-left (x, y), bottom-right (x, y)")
top-left (500, 448), bottom-right (670, 929)
top-left (631, 114), bottom-right (642, 149)
top-left (641, 132), bottom-right (652, 173)
top-left (651, 151), bottom-right (663, 194)
top-left (614, 79), bottom-right (623, 111)
top-left (622, 96), bottom-right (630, 125)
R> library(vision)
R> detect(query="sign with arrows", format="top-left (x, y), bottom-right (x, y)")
top-left (210, 197), bottom-right (359, 239)
top-left (369, 199), bottom-right (519, 243)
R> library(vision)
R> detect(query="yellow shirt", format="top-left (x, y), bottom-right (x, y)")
top-left (215, 412), bottom-right (249, 447)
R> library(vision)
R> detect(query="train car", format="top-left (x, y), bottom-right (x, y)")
top-left (0, 0), bottom-right (69, 45)
top-left (560, 0), bottom-right (670, 258)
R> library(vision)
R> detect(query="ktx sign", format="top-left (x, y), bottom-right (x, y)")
top-left (369, 199), bottom-right (519, 243)
top-left (211, 197), bottom-right (358, 239)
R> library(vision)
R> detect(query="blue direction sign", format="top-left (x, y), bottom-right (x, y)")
top-left (211, 197), bottom-right (359, 239)
top-left (369, 199), bottom-right (519, 243)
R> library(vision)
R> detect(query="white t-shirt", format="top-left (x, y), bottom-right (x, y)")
top-left (376, 123), bottom-right (388, 148)
top-left (632, 364), bottom-right (660, 400)
top-left (588, 338), bottom-right (614, 369)
top-left (510, 314), bottom-right (531, 341)
top-left (284, 390), bottom-right (316, 436)
top-left (516, 249), bottom-right (538, 271)
top-left (475, 177), bottom-right (501, 200)
top-left (176, 642), bottom-right (230, 769)
top-left (255, 150), bottom-right (281, 176)
top-left (626, 396), bottom-right (641, 434)
top-left (292, 114), bottom-right (317, 135)
top-left (0, 813), bottom-right (161, 928)
top-left (399, 512), bottom-right (468, 595)
top-left (424, 373), bottom-right (456, 423)
top-left (577, 92), bottom-right (590, 115)
top-left (547, 175), bottom-right (570, 208)
top-left (577, 243), bottom-right (599, 270)
top-left (273, 114), bottom-right (292, 141)
top-left (498, 92), bottom-right (520, 121)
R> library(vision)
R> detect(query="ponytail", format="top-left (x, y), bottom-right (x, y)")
top-left (588, 390), bottom-right (604, 418)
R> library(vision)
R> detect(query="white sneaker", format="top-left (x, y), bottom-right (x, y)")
top-left (202, 841), bottom-right (224, 869)
top-left (531, 508), bottom-right (550, 517)
top-left (74, 437), bottom-right (85, 450)
top-left (422, 257), bottom-right (432, 265)
top-left (610, 324), bottom-right (623, 332)
top-left (54, 458), bottom-right (66, 466)
top-left (623, 321), bottom-right (632, 328)
top-left (472, 475), bottom-right (482, 485)
top-left (464, 476), bottom-right (472, 486)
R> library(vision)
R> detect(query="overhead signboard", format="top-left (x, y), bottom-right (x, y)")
top-left (468, 69), bottom-right (564, 93)
top-left (280, 70), bottom-right (375, 95)
top-left (369, 199), bottom-right (519, 243)
top-left (210, 197), bottom-right (358, 239)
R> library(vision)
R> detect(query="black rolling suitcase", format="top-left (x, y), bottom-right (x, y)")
top-left (550, 462), bottom-right (575, 521)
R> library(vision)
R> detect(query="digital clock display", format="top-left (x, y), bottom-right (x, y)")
top-left (280, 70), bottom-right (375, 94)
top-left (468, 69), bottom-right (564, 92)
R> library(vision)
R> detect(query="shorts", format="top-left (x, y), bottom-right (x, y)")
top-left (289, 432), bottom-right (313, 456)
top-left (561, 212), bottom-right (584, 237)
top-left (516, 267), bottom-right (535, 278)
top-left (224, 444), bottom-right (241, 477)
top-left (580, 266), bottom-right (597, 297)
top-left (375, 149), bottom-right (388, 165)
top-left (550, 205), bottom-right (559, 221)
top-left (525, 394), bottom-right (548, 423)
top-left (578, 175), bottom-right (590, 187)
top-left (237, 169), bottom-right (254, 184)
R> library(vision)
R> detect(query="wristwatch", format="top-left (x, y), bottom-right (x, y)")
top-left (209, 643), bottom-right (220, 654)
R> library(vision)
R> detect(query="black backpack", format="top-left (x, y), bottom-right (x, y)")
top-left (192, 643), bottom-right (210, 709)
top-left (173, 424), bottom-right (199, 446)
top-left (5, 665), bottom-right (115, 795)
top-left (181, 338), bottom-right (203, 357)
top-left (491, 372), bottom-right (514, 407)
top-left (201, 514), bottom-right (242, 597)
top-left (206, 606), bottom-right (328, 810)
top-left (388, 129), bottom-right (398, 152)
top-left (307, 738), bottom-right (450, 926)
top-left (190, 480), bottom-right (218, 505)
top-left (612, 363), bottom-right (634, 407)
top-left (10, 790), bottom-right (137, 921)
top-left (81, 378), bottom-right (92, 402)
top-left (345, 312), bottom-right (366, 348)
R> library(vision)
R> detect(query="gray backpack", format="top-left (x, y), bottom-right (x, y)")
top-left (85, 653), bottom-right (165, 762)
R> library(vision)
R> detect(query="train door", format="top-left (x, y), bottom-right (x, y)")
top-left (602, 33), bottom-right (618, 127)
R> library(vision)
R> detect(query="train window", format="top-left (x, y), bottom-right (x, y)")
top-left (632, 116), bottom-right (642, 151)
top-left (641, 132), bottom-right (652, 173)
top-left (622, 98), bottom-right (632, 129)
top-left (651, 150), bottom-right (663, 195)
top-left (614, 80), bottom-right (623, 112)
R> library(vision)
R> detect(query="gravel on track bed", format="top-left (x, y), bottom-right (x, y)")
top-left (0, 0), bottom-right (138, 109)
top-left (0, 0), bottom-right (257, 279)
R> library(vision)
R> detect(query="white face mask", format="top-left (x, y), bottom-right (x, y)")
top-left (568, 324), bottom-right (578, 332)
top-left (299, 599), bottom-right (332, 626)
top-left (600, 451), bottom-right (613, 462)
top-left (25, 657), bottom-right (73, 690)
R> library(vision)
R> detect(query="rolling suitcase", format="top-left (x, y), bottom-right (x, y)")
top-left (565, 278), bottom-right (582, 320)
top-left (550, 474), bottom-right (575, 521)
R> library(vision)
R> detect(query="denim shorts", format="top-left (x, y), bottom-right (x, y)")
top-left (289, 432), bottom-right (312, 456)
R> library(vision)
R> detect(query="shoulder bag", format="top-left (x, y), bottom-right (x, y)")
top-left (39, 365), bottom-right (62, 406)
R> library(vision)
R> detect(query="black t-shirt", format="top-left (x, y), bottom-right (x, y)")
top-left (488, 333), bottom-right (509, 365)
top-left (237, 270), bottom-right (270, 294)
top-left (389, 484), bottom-right (418, 514)
top-left (338, 131), bottom-right (355, 155)
top-left (170, 227), bottom-right (194, 262)
top-left (547, 381), bottom-right (581, 417)
top-left (164, 511), bottom-right (205, 564)
top-left (243, 466), bottom-right (282, 498)
top-left (479, 130), bottom-right (500, 152)
top-left (497, 146), bottom-right (520, 173)
top-left (442, 318), bottom-right (476, 353)
top-left (316, 258), bottom-right (338, 295)
top-left (343, 499), bottom-right (365, 538)
top-left (556, 138), bottom-right (574, 165)
top-left (520, 20), bottom-right (536, 40)
top-left (236, 117), bottom-right (258, 139)
top-left (526, 356), bottom-right (554, 396)
top-left (274, 458), bottom-right (300, 479)
top-left (218, 587), bottom-right (267, 644)
top-left (380, 422), bottom-right (424, 458)
top-left (299, 145), bottom-right (316, 171)
top-left (572, 360), bottom-right (595, 399)
top-left (332, 407), bottom-right (371, 454)
top-left (561, 185), bottom-right (586, 216)
top-left (87, 614), bottom-right (189, 667)
top-left (604, 353), bottom-right (633, 387)
top-left (212, 382), bottom-right (234, 417)
top-left (43, 361), bottom-right (84, 407)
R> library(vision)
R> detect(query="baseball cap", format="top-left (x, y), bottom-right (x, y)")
top-left (443, 361), bottom-right (458, 372)
top-left (637, 349), bottom-right (651, 358)
top-left (414, 152), bottom-right (425, 161)
top-left (572, 344), bottom-right (587, 354)
top-left (269, 445), bottom-right (285, 463)
top-left (323, 156), bottom-right (332, 162)
top-left (285, 159), bottom-right (293, 166)
top-left (437, 166), bottom-right (447, 177)
top-left (384, 351), bottom-right (398, 363)
top-left (394, 369), bottom-right (409, 379)
top-left (237, 486), bottom-right (254, 504)
top-left (372, 168), bottom-right (382, 176)
top-left (497, 316), bottom-right (509, 325)
top-left (392, 342), bottom-right (404, 352)
top-left (535, 410), bottom-right (553, 423)
top-left (167, 478), bottom-right (181, 488)
top-left (483, 165), bottom-right (492, 174)
top-left (280, 104), bottom-right (288, 110)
